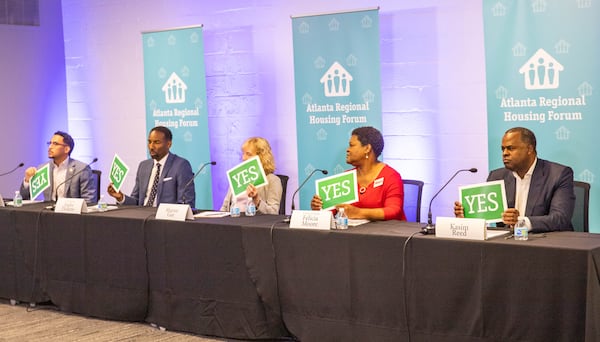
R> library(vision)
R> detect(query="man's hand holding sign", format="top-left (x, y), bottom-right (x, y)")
top-left (456, 180), bottom-right (508, 224)
top-left (29, 164), bottom-right (50, 200)
top-left (107, 154), bottom-right (130, 202)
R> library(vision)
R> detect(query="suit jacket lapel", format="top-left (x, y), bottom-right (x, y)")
top-left (139, 160), bottom-right (153, 203)
top-left (504, 172), bottom-right (516, 209)
top-left (43, 162), bottom-right (54, 200)
top-left (63, 160), bottom-right (76, 197)
top-left (156, 154), bottom-right (173, 201)
top-left (526, 160), bottom-right (545, 216)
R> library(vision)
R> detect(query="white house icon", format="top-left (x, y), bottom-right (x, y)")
top-left (518, 49), bottom-right (563, 90)
top-left (162, 72), bottom-right (188, 103)
top-left (320, 62), bottom-right (353, 97)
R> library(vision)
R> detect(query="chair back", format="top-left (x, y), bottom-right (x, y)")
top-left (276, 174), bottom-right (289, 215)
top-left (92, 170), bottom-right (102, 203)
top-left (572, 181), bottom-right (590, 232)
top-left (403, 179), bottom-right (424, 223)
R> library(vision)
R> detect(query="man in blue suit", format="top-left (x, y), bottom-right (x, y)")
top-left (455, 127), bottom-right (575, 232)
top-left (107, 126), bottom-right (196, 208)
top-left (20, 131), bottom-right (97, 204)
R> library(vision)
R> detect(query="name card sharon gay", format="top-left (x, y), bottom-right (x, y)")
top-left (156, 203), bottom-right (194, 221)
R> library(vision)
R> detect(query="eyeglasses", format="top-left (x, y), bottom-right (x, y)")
top-left (46, 141), bottom-right (68, 147)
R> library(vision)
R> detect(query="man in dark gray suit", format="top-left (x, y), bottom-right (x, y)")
top-left (107, 126), bottom-right (196, 208)
top-left (455, 127), bottom-right (575, 232)
top-left (20, 131), bottom-right (97, 204)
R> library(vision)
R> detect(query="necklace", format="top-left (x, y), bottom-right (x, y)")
top-left (358, 162), bottom-right (382, 195)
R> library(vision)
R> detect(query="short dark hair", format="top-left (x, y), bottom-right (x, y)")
top-left (352, 126), bottom-right (384, 157)
top-left (150, 126), bottom-right (173, 141)
top-left (506, 127), bottom-right (537, 153)
top-left (54, 131), bottom-right (74, 155)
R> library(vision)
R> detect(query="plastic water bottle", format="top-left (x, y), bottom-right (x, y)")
top-left (97, 195), bottom-right (108, 212)
top-left (514, 218), bottom-right (528, 241)
top-left (336, 208), bottom-right (348, 230)
top-left (245, 199), bottom-right (256, 216)
top-left (13, 191), bottom-right (23, 207)
top-left (230, 202), bottom-right (241, 217)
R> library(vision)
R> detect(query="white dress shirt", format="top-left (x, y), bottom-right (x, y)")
top-left (512, 158), bottom-right (537, 229)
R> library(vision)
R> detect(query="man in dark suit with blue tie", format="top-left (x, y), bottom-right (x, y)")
top-left (455, 127), bottom-right (575, 232)
top-left (107, 126), bottom-right (196, 208)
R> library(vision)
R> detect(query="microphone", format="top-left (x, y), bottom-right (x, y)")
top-left (181, 161), bottom-right (216, 206)
top-left (421, 167), bottom-right (477, 235)
top-left (0, 162), bottom-right (24, 176)
top-left (283, 168), bottom-right (328, 222)
top-left (54, 158), bottom-right (98, 202)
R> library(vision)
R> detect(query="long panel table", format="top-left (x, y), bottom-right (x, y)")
top-left (1, 204), bottom-right (599, 341)
top-left (267, 221), bottom-right (600, 341)
top-left (0, 204), bottom-right (289, 340)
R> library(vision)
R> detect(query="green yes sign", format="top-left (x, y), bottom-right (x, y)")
top-left (30, 164), bottom-right (50, 200)
top-left (109, 154), bottom-right (130, 192)
top-left (226, 156), bottom-right (268, 197)
top-left (459, 180), bottom-right (507, 223)
top-left (315, 169), bottom-right (358, 210)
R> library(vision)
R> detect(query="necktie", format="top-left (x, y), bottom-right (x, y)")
top-left (146, 163), bottom-right (161, 207)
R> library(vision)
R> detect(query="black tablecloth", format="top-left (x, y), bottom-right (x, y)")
top-left (0, 203), bottom-right (50, 303)
top-left (144, 214), bottom-right (288, 339)
top-left (407, 231), bottom-right (599, 342)
top-left (0, 205), bottom-right (290, 339)
top-left (39, 206), bottom-right (152, 320)
top-left (1, 205), bottom-right (599, 342)
top-left (270, 221), bottom-right (600, 342)
top-left (270, 221), bottom-right (413, 341)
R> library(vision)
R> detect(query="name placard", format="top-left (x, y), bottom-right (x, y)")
top-left (156, 203), bottom-right (194, 221)
top-left (55, 197), bottom-right (88, 214)
top-left (289, 210), bottom-right (334, 230)
top-left (435, 216), bottom-right (487, 240)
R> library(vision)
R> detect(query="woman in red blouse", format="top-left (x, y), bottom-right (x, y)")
top-left (310, 126), bottom-right (406, 221)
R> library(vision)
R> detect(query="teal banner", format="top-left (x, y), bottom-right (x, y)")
top-left (292, 8), bottom-right (382, 209)
top-left (483, 1), bottom-right (598, 232)
top-left (142, 25), bottom-right (212, 209)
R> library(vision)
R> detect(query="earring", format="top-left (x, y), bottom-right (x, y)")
top-left (365, 154), bottom-right (369, 159)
